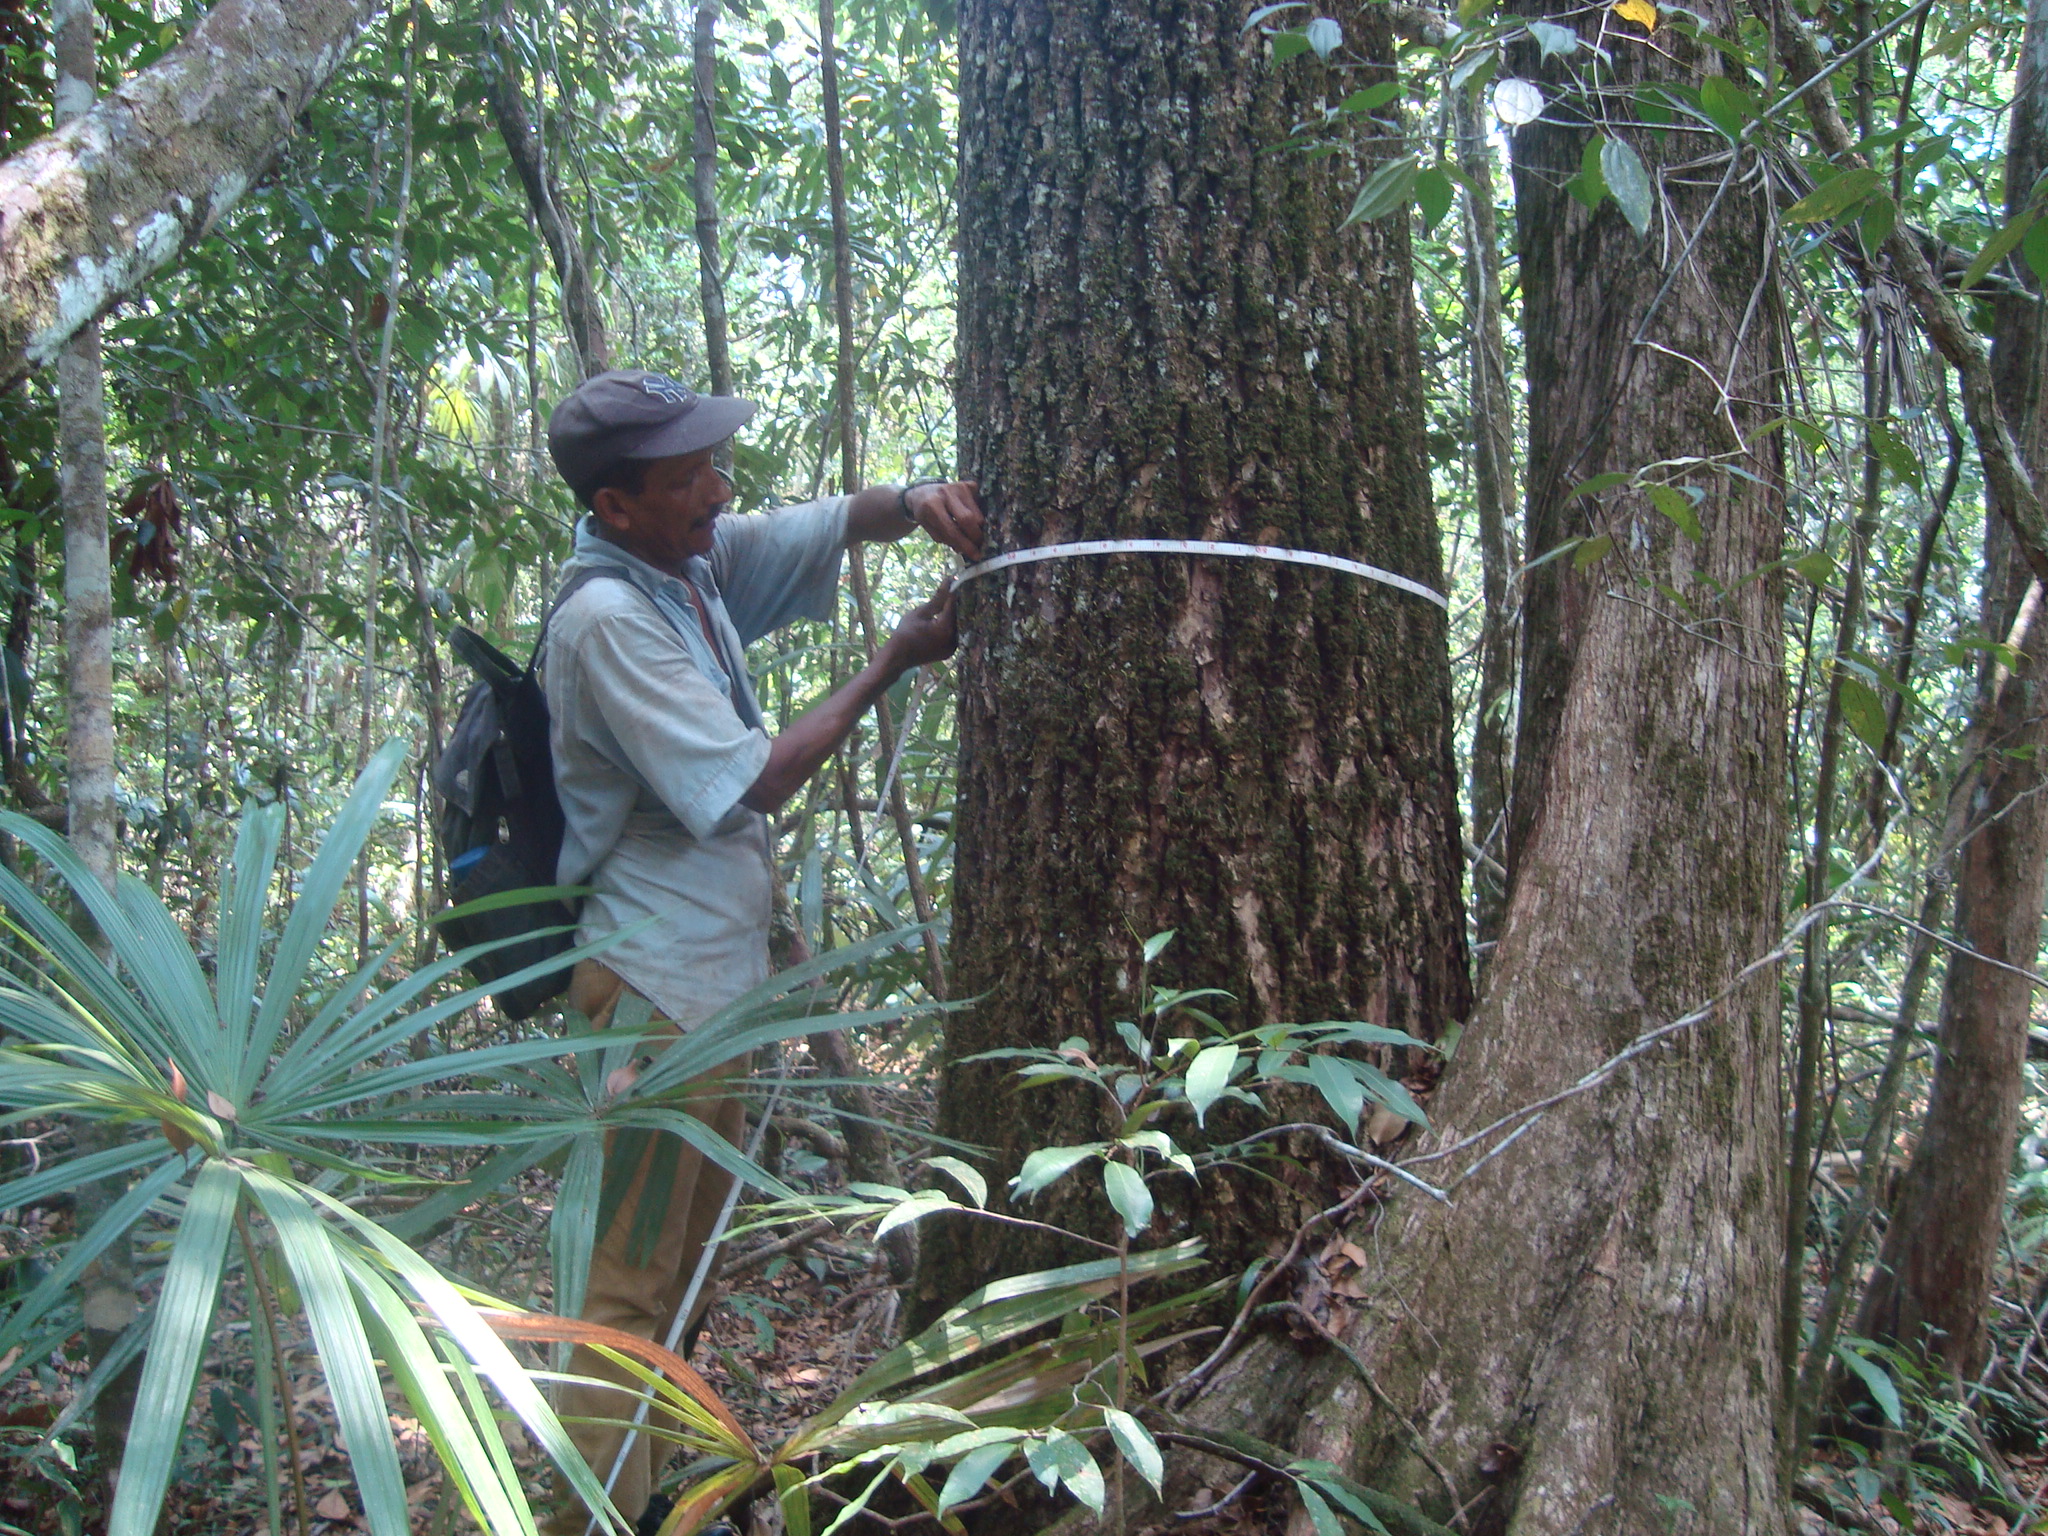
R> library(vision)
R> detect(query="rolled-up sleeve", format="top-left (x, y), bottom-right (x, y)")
top-left (561, 606), bottom-right (771, 842)
top-left (712, 496), bottom-right (850, 645)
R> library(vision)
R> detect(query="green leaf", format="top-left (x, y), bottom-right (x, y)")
top-left (244, 1171), bottom-right (412, 1536)
top-left (1836, 1345), bottom-right (1903, 1426)
top-left (1297, 1480), bottom-right (1344, 1536)
top-left (108, 1160), bottom-right (239, 1536)
top-left (1337, 81), bottom-right (1401, 114)
top-left (776, 1464), bottom-right (814, 1536)
top-left (1104, 1409), bottom-right (1164, 1496)
top-left (312, 1191), bottom-right (636, 1523)
top-left (1027, 1430), bottom-right (1105, 1514)
top-left (340, 1249), bottom-right (527, 1536)
top-left (1783, 166), bottom-right (1884, 224)
top-left (1790, 548), bottom-right (1836, 587)
top-left (214, 799), bottom-right (284, 1048)
top-left (1414, 167), bottom-right (1454, 233)
top-left (1342, 154), bottom-right (1420, 229)
top-left (1526, 19), bottom-right (1577, 57)
top-left (1566, 472), bottom-right (1631, 501)
top-left (1304, 16), bottom-right (1341, 57)
top-left (1567, 135), bottom-right (1607, 210)
top-left (1307, 1052), bottom-right (1365, 1133)
top-left (820, 1243), bottom-right (1207, 1419)
top-left (1102, 1161), bottom-right (1154, 1237)
top-left (1010, 1144), bottom-right (1105, 1197)
top-left (2025, 217), bottom-right (2048, 289)
top-left (1572, 533), bottom-right (1615, 569)
top-left (244, 739), bottom-right (410, 1096)
top-left (1183, 1043), bottom-right (1239, 1127)
top-left (1858, 192), bottom-right (1896, 261)
top-left (926, 1156), bottom-right (988, 1208)
top-left (1837, 674), bottom-right (1888, 753)
top-left (878, 1191), bottom-right (957, 1239)
top-left (1601, 137), bottom-right (1654, 236)
top-left (1646, 484), bottom-right (1703, 541)
top-left (1142, 929), bottom-right (1177, 964)
top-left (938, 1441), bottom-right (1016, 1512)
top-left (1352, 1061), bottom-right (1429, 1127)
top-left (1307, 1475), bottom-right (1395, 1536)
top-left (1696, 76), bottom-right (1752, 140)
top-left (549, 1134), bottom-right (604, 1339)
top-left (1960, 207), bottom-right (2038, 291)
top-left (1271, 30), bottom-right (1312, 60)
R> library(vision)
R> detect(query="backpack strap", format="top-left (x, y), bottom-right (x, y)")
top-left (530, 561), bottom-right (698, 677)
top-left (528, 564), bottom-right (637, 677)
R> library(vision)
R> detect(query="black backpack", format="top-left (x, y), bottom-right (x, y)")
top-left (431, 565), bottom-right (628, 1019)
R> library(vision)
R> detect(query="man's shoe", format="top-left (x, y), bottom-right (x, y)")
top-left (637, 1494), bottom-right (675, 1536)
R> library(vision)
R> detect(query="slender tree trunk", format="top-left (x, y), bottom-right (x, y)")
top-left (1182, 9), bottom-right (1790, 1532)
top-left (1454, 89), bottom-right (1516, 964)
top-left (483, 7), bottom-right (608, 379)
top-left (53, 0), bottom-right (140, 1504)
top-left (0, 0), bottom-right (377, 383)
top-left (917, 0), bottom-right (1470, 1327)
top-left (1852, 0), bottom-right (2048, 1383)
top-left (819, 0), bottom-right (949, 1005)
top-left (691, 0), bottom-right (731, 399)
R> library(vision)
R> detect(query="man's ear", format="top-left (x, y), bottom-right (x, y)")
top-left (590, 485), bottom-right (631, 532)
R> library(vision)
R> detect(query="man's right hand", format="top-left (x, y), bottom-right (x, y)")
top-left (883, 579), bottom-right (960, 673)
top-left (744, 579), bottom-right (959, 814)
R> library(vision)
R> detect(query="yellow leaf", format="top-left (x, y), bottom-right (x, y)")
top-left (1613, 0), bottom-right (1658, 29)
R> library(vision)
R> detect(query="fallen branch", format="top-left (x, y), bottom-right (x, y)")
top-left (721, 1217), bottom-right (837, 1280)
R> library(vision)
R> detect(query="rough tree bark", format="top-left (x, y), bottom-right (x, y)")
top-left (915, 0), bottom-right (1471, 1322)
top-left (1179, 8), bottom-right (1791, 1533)
top-left (0, 0), bottom-right (377, 384)
top-left (1852, 0), bottom-right (2048, 1383)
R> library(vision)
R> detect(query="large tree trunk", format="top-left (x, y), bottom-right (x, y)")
top-left (0, 0), bottom-right (377, 384)
top-left (915, 0), bottom-right (1471, 1324)
top-left (1852, 0), bottom-right (2048, 1383)
top-left (1184, 9), bottom-right (1791, 1533)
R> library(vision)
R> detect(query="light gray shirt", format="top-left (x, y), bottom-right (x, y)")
top-left (544, 499), bottom-right (849, 1025)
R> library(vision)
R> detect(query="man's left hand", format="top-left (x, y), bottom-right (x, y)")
top-left (906, 480), bottom-right (986, 563)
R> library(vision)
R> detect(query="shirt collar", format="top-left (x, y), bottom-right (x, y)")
top-left (570, 516), bottom-right (716, 595)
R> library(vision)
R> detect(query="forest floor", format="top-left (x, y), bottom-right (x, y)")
top-left (4, 1079), bottom-right (2048, 1535)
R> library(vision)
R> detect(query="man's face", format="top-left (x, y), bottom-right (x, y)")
top-left (593, 450), bottom-right (732, 570)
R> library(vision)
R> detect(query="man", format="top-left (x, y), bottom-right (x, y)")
top-left (540, 369), bottom-right (983, 1534)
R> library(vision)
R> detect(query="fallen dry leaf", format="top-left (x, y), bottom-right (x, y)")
top-left (314, 1488), bottom-right (352, 1521)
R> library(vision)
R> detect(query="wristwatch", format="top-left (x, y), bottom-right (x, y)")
top-left (897, 477), bottom-right (947, 526)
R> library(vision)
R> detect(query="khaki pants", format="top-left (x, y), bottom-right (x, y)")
top-left (543, 960), bottom-right (750, 1536)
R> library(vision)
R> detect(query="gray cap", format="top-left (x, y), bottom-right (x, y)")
top-left (547, 370), bottom-right (757, 496)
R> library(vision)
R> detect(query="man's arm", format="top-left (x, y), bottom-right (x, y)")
top-left (739, 581), bottom-right (959, 814)
top-left (844, 480), bottom-right (986, 562)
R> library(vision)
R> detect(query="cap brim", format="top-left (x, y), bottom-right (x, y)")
top-left (625, 395), bottom-right (758, 459)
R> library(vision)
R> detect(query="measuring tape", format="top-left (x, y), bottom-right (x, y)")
top-left (952, 537), bottom-right (1448, 611)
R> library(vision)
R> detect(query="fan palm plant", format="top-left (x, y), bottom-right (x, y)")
top-left (0, 739), bottom-right (933, 1536)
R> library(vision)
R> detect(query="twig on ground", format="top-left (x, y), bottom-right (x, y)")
top-left (723, 1218), bottom-right (838, 1280)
